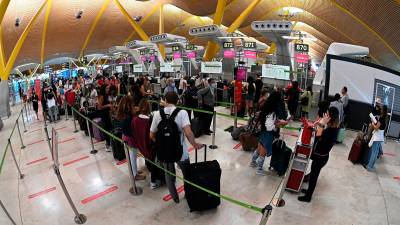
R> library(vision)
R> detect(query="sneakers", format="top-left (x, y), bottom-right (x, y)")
top-left (105, 145), bottom-right (112, 152)
top-left (256, 169), bottom-right (268, 176)
top-left (150, 181), bottom-right (162, 190)
top-left (249, 161), bottom-right (257, 168)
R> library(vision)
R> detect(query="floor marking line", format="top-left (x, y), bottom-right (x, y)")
top-left (26, 157), bottom-right (48, 165)
top-left (58, 137), bottom-right (75, 144)
top-left (63, 156), bottom-right (90, 166)
top-left (28, 128), bottom-right (42, 133)
top-left (383, 152), bottom-right (396, 157)
top-left (188, 146), bottom-right (194, 152)
top-left (26, 139), bottom-right (45, 146)
top-left (233, 143), bottom-right (242, 150)
top-left (28, 187), bottom-right (56, 199)
top-left (163, 185), bottom-right (184, 201)
top-left (393, 176), bottom-right (400, 181)
top-left (81, 185), bottom-right (119, 204)
top-left (55, 126), bottom-right (67, 131)
top-left (116, 159), bottom-right (127, 165)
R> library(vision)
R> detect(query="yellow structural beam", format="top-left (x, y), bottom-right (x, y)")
top-left (330, 0), bottom-right (400, 60)
top-left (0, 0), bottom-right (10, 23)
top-left (114, 0), bottom-right (149, 41)
top-left (0, 26), bottom-right (6, 72)
top-left (2, 0), bottom-right (48, 80)
top-left (203, 0), bottom-right (228, 61)
top-left (123, 3), bottom-right (161, 45)
top-left (29, 64), bottom-right (41, 78)
top-left (227, 0), bottom-right (262, 33)
top-left (80, 0), bottom-right (111, 58)
top-left (40, 0), bottom-right (53, 65)
top-left (158, 4), bottom-right (165, 59)
top-left (265, 42), bottom-right (276, 54)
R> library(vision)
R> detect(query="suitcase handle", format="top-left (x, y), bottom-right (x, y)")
top-left (194, 144), bottom-right (207, 163)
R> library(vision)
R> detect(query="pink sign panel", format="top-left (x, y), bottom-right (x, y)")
top-left (173, 52), bottom-right (181, 59)
top-left (186, 51), bottom-right (196, 59)
top-left (295, 53), bottom-right (309, 63)
top-left (150, 55), bottom-right (156, 62)
top-left (223, 50), bottom-right (236, 58)
top-left (140, 56), bottom-right (147, 62)
top-left (243, 50), bottom-right (257, 59)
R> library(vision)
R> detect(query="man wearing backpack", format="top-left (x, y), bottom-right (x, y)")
top-left (150, 92), bottom-right (203, 203)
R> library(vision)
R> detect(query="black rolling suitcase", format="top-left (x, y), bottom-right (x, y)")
top-left (111, 128), bottom-right (126, 161)
top-left (184, 145), bottom-right (221, 212)
top-left (190, 117), bottom-right (203, 138)
top-left (269, 139), bottom-right (292, 176)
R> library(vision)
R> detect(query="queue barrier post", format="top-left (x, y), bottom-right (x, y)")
top-left (234, 104), bottom-right (238, 128)
top-left (20, 108), bottom-right (27, 133)
top-left (0, 200), bottom-right (17, 225)
top-left (258, 205), bottom-right (273, 225)
top-left (65, 103), bottom-right (69, 121)
top-left (24, 103), bottom-right (29, 123)
top-left (16, 120), bottom-right (26, 149)
top-left (123, 143), bottom-right (143, 196)
top-left (273, 151), bottom-right (296, 207)
top-left (72, 109), bottom-right (79, 133)
top-left (86, 118), bottom-right (98, 154)
top-left (53, 165), bottom-right (87, 224)
top-left (44, 125), bottom-right (52, 154)
top-left (8, 139), bottom-right (25, 179)
top-left (209, 111), bottom-right (218, 149)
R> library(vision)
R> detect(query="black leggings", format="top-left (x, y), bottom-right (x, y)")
top-left (98, 110), bottom-right (112, 146)
top-left (305, 155), bottom-right (329, 198)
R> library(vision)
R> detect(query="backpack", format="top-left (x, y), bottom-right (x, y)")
top-left (155, 108), bottom-right (183, 163)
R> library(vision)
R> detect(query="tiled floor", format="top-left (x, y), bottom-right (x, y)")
top-left (0, 104), bottom-right (399, 225)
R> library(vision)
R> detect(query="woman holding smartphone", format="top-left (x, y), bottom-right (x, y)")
top-left (298, 107), bottom-right (340, 202)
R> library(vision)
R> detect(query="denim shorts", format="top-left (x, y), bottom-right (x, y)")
top-left (258, 131), bottom-right (274, 156)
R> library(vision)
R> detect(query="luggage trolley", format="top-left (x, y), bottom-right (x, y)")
top-left (286, 127), bottom-right (315, 192)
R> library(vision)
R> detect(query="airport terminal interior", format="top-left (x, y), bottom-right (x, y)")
top-left (0, 0), bottom-right (400, 225)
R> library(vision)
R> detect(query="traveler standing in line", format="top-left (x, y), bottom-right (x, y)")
top-left (178, 76), bottom-right (188, 95)
top-left (298, 107), bottom-right (340, 202)
top-left (97, 84), bottom-right (113, 152)
top-left (116, 96), bottom-right (146, 181)
top-left (163, 77), bottom-right (178, 96)
top-left (160, 75), bottom-right (167, 94)
top-left (330, 93), bottom-right (344, 126)
top-left (31, 92), bottom-right (39, 120)
top-left (182, 79), bottom-right (198, 121)
top-left (340, 86), bottom-right (349, 126)
top-left (250, 91), bottom-right (288, 175)
top-left (47, 91), bottom-right (57, 123)
top-left (245, 76), bottom-right (256, 116)
top-left (300, 86), bottom-right (313, 118)
top-left (197, 78), bottom-right (216, 135)
top-left (150, 92), bottom-right (203, 203)
top-left (254, 74), bottom-right (264, 104)
top-left (365, 105), bottom-right (387, 171)
top-left (286, 81), bottom-right (300, 120)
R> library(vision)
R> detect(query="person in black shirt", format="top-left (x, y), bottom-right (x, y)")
top-left (31, 92), bottom-right (39, 120)
top-left (286, 81), bottom-right (300, 120)
top-left (298, 106), bottom-right (340, 202)
top-left (254, 74), bottom-right (264, 104)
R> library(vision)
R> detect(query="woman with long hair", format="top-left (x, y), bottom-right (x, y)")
top-left (250, 91), bottom-right (288, 175)
top-left (286, 81), bottom-right (300, 120)
top-left (298, 107), bottom-right (340, 202)
top-left (245, 76), bottom-right (256, 116)
top-left (300, 86), bottom-right (313, 118)
top-left (116, 96), bottom-right (145, 180)
top-left (97, 84), bottom-right (113, 151)
top-left (365, 105), bottom-right (387, 171)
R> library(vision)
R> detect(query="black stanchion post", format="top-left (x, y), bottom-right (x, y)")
top-left (86, 119), bottom-right (97, 154)
top-left (258, 205), bottom-right (273, 225)
top-left (24, 103), bottom-right (29, 122)
top-left (274, 151), bottom-right (295, 207)
top-left (16, 120), bottom-right (26, 149)
top-left (65, 103), bottom-right (69, 121)
top-left (0, 200), bottom-right (17, 225)
top-left (123, 143), bottom-right (143, 196)
top-left (72, 110), bottom-right (79, 133)
top-left (44, 125), bottom-right (52, 153)
top-left (20, 108), bottom-right (27, 132)
top-left (209, 111), bottom-right (218, 149)
top-left (234, 104), bottom-right (238, 128)
top-left (53, 165), bottom-right (87, 224)
top-left (8, 139), bottom-right (25, 179)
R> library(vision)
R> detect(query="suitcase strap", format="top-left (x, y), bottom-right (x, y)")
top-left (195, 145), bottom-right (207, 163)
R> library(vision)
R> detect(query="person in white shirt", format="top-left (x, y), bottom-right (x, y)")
top-left (178, 76), bottom-right (188, 95)
top-left (150, 92), bottom-right (202, 203)
top-left (46, 91), bottom-right (57, 123)
top-left (250, 91), bottom-right (288, 176)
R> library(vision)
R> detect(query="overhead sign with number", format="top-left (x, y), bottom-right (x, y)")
top-left (295, 43), bottom-right (309, 52)
top-left (172, 46), bottom-right (180, 52)
top-left (139, 50), bottom-right (145, 55)
top-left (186, 44), bottom-right (195, 51)
top-left (223, 42), bottom-right (234, 49)
top-left (244, 42), bottom-right (256, 49)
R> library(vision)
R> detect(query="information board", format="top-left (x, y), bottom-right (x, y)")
top-left (261, 64), bottom-right (290, 80)
top-left (133, 64), bottom-right (144, 73)
top-left (201, 62), bottom-right (223, 74)
top-left (186, 44), bottom-right (195, 51)
top-left (160, 63), bottom-right (174, 72)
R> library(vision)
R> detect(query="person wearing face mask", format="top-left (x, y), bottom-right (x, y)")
top-left (163, 77), bottom-right (178, 96)
top-left (197, 78), bottom-right (216, 135)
